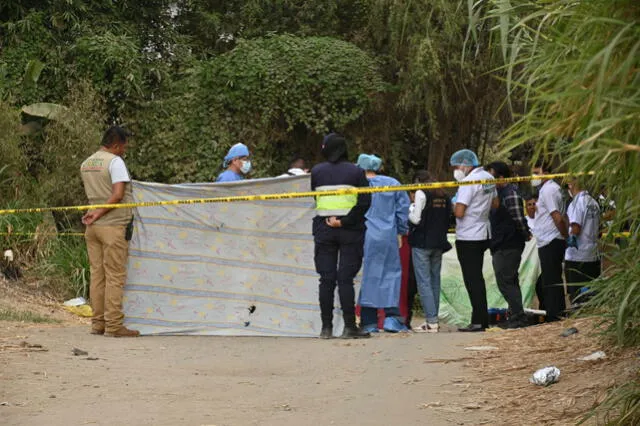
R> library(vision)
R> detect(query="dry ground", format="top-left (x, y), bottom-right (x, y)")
top-left (1, 279), bottom-right (637, 426)
top-left (1, 323), bottom-right (493, 426)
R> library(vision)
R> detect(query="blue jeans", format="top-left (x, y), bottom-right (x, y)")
top-left (412, 248), bottom-right (443, 323)
top-left (360, 307), bottom-right (401, 327)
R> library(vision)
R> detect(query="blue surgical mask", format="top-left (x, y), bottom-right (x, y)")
top-left (240, 160), bottom-right (252, 175)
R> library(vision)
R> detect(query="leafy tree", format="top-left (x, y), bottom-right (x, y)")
top-left (126, 35), bottom-right (383, 182)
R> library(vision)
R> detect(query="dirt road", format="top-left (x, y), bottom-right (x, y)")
top-left (1, 324), bottom-right (493, 426)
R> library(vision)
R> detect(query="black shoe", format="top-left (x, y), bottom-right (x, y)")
top-left (319, 327), bottom-right (333, 339)
top-left (341, 326), bottom-right (371, 339)
top-left (457, 324), bottom-right (485, 332)
top-left (506, 319), bottom-right (526, 329)
top-left (506, 314), bottom-right (527, 329)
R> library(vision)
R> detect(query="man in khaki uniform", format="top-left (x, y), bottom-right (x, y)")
top-left (80, 126), bottom-right (139, 337)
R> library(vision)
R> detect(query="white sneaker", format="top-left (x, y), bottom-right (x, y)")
top-left (426, 323), bottom-right (439, 333)
top-left (413, 322), bottom-right (429, 333)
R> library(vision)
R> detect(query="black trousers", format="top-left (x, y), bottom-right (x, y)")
top-left (313, 221), bottom-right (365, 328)
top-left (537, 238), bottom-right (567, 321)
top-left (456, 240), bottom-right (490, 328)
top-left (565, 260), bottom-right (601, 301)
top-left (491, 247), bottom-right (525, 316)
top-left (535, 274), bottom-right (545, 311)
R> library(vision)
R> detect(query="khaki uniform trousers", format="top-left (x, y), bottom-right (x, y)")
top-left (85, 225), bottom-right (129, 333)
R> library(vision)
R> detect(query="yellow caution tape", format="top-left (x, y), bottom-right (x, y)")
top-left (2, 230), bottom-right (629, 239)
top-left (0, 173), bottom-right (575, 216)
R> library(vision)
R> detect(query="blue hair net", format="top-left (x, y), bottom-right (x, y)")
top-left (449, 149), bottom-right (479, 167)
top-left (356, 154), bottom-right (382, 171)
top-left (223, 143), bottom-right (250, 166)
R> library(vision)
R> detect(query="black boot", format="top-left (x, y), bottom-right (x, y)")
top-left (342, 313), bottom-right (370, 338)
top-left (457, 324), bottom-right (485, 332)
top-left (506, 312), bottom-right (527, 329)
top-left (341, 326), bottom-right (371, 339)
top-left (319, 326), bottom-right (333, 339)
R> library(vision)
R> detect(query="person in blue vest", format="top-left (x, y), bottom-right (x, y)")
top-left (356, 154), bottom-right (410, 333)
top-left (216, 143), bottom-right (251, 182)
top-left (311, 133), bottom-right (372, 339)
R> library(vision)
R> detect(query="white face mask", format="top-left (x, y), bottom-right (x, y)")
top-left (453, 169), bottom-right (467, 182)
top-left (530, 176), bottom-right (542, 187)
top-left (240, 160), bottom-right (252, 174)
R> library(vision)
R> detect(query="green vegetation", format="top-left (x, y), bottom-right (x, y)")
top-left (0, 0), bottom-right (510, 296)
top-left (0, 1), bottom-right (638, 419)
top-left (473, 0), bottom-right (639, 422)
top-left (0, 307), bottom-right (60, 324)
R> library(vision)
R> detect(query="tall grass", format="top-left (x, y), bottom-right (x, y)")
top-left (472, 0), bottom-right (640, 343)
top-left (0, 84), bottom-right (99, 300)
top-left (0, 204), bottom-right (89, 299)
top-left (36, 234), bottom-right (90, 299)
top-left (467, 0), bottom-right (639, 422)
top-left (0, 307), bottom-right (61, 323)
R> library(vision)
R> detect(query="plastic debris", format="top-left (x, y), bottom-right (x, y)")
top-left (464, 346), bottom-right (498, 351)
top-left (3, 250), bottom-right (14, 262)
top-left (419, 401), bottom-right (443, 409)
top-left (560, 327), bottom-right (578, 337)
top-left (63, 297), bottom-right (87, 307)
top-left (63, 304), bottom-right (93, 317)
top-left (577, 351), bottom-right (606, 361)
top-left (530, 366), bottom-right (561, 386)
top-left (63, 297), bottom-right (93, 317)
top-left (1, 249), bottom-right (22, 280)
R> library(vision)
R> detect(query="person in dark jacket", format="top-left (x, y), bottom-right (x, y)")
top-left (486, 162), bottom-right (532, 328)
top-left (311, 133), bottom-right (372, 339)
top-left (408, 170), bottom-right (452, 333)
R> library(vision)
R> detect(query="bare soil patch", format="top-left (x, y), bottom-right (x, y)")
top-left (0, 277), bottom-right (87, 326)
top-left (456, 318), bottom-right (639, 425)
top-left (1, 280), bottom-right (637, 425)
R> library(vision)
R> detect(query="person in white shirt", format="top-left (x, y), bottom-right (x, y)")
top-left (525, 195), bottom-right (545, 310)
top-left (525, 196), bottom-right (537, 233)
top-left (450, 149), bottom-right (498, 332)
top-left (278, 157), bottom-right (309, 177)
top-left (531, 161), bottom-right (569, 321)
top-left (565, 177), bottom-right (600, 303)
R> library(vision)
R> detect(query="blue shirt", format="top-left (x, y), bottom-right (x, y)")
top-left (216, 170), bottom-right (243, 183)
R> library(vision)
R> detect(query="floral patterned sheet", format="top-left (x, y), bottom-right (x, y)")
top-left (122, 175), bottom-right (541, 336)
